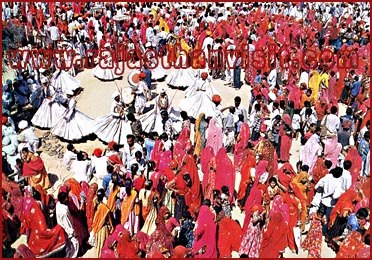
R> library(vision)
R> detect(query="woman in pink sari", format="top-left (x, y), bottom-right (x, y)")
top-left (323, 137), bottom-right (342, 169)
top-left (234, 122), bottom-right (250, 171)
top-left (205, 118), bottom-right (223, 155)
top-left (215, 147), bottom-right (235, 203)
top-left (193, 204), bottom-right (217, 258)
top-left (301, 133), bottom-right (322, 173)
top-left (203, 157), bottom-right (217, 201)
top-left (173, 128), bottom-right (192, 167)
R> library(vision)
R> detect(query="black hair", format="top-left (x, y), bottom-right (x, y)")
top-left (126, 113), bottom-right (136, 122)
top-left (67, 143), bottom-right (74, 151)
top-left (301, 165), bottom-right (310, 172)
top-left (221, 185), bottom-right (229, 194)
top-left (201, 199), bottom-right (211, 207)
top-left (324, 160), bottom-right (333, 169)
top-left (330, 106), bottom-right (338, 114)
top-left (269, 177), bottom-right (277, 184)
top-left (77, 152), bottom-right (85, 161)
top-left (234, 96), bottom-right (241, 102)
top-left (126, 134), bottom-right (135, 140)
top-left (57, 192), bottom-right (69, 203)
top-left (180, 111), bottom-right (188, 120)
top-left (356, 208), bottom-right (369, 219)
top-left (107, 165), bottom-right (114, 173)
top-left (135, 151), bottom-right (142, 159)
top-left (364, 131), bottom-right (370, 139)
top-left (331, 167), bottom-right (343, 178)
top-left (343, 160), bottom-right (352, 170)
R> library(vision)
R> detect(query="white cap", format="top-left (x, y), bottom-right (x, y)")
top-left (145, 42), bottom-right (151, 48)
top-left (160, 88), bottom-right (166, 93)
top-left (39, 68), bottom-right (46, 73)
top-left (268, 92), bottom-right (276, 101)
top-left (112, 90), bottom-right (120, 98)
top-left (41, 77), bottom-right (49, 84)
top-left (18, 120), bottom-right (28, 130)
top-left (104, 42), bottom-right (110, 48)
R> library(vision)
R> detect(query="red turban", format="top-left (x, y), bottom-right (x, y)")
top-left (108, 141), bottom-right (117, 150)
top-left (2, 116), bottom-right (8, 124)
top-left (201, 72), bottom-right (208, 79)
top-left (139, 72), bottom-right (146, 79)
top-left (93, 148), bottom-right (102, 157)
top-left (212, 94), bottom-right (222, 103)
top-left (108, 155), bottom-right (123, 165)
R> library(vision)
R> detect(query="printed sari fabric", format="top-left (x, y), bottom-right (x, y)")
top-left (336, 231), bottom-right (364, 258)
top-left (21, 198), bottom-right (66, 257)
top-left (234, 122), bottom-right (250, 171)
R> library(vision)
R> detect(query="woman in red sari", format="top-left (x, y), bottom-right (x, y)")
top-left (85, 183), bottom-right (98, 233)
top-left (193, 203), bottom-right (217, 258)
top-left (21, 147), bottom-right (51, 190)
top-left (217, 212), bottom-right (242, 258)
top-left (147, 206), bottom-right (175, 255)
top-left (237, 153), bottom-right (256, 209)
top-left (259, 211), bottom-right (288, 258)
top-left (336, 231), bottom-right (365, 258)
top-left (20, 186), bottom-right (66, 257)
top-left (203, 157), bottom-right (216, 201)
top-left (345, 146), bottom-right (363, 184)
top-left (234, 122), bottom-right (250, 171)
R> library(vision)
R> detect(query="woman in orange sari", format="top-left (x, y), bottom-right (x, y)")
top-left (120, 178), bottom-right (139, 235)
top-left (92, 188), bottom-right (113, 257)
top-left (21, 147), bottom-right (51, 190)
top-left (291, 171), bottom-right (309, 231)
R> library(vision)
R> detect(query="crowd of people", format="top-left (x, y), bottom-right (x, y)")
top-left (2, 1), bottom-right (371, 258)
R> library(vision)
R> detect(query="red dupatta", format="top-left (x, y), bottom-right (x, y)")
top-left (218, 217), bottom-right (242, 258)
top-left (22, 156), bottom-right (46, 177)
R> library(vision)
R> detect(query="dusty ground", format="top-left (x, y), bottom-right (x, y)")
top-left (7, 59), bottom-right (340, 257)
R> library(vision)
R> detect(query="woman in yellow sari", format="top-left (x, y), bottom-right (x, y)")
top-left (194, 113), bottom-right (208, 157)
top-left (308, 70), bottom-right (320, 103)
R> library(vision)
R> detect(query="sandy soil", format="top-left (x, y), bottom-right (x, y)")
top-left (8, 60), bottom-right (340, 258)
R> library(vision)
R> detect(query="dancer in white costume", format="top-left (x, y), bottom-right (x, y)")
top-left (51, 90), bottom-right (95, 141)
top-left (93, 43), bottom-right (121, 81)
top-left (133, 73), bottom-right (148, 115)
top-left (93, 91), bottom-right (133, 145)
top-left (184, 59), bottom-right (209, 98)
top-left (166, 52), bottom-right (196, 89)
top-left (139, 88), bottom-right (182, 134)
top-left (31, 77), bottom-right (66, 129)
top-left (179, 72), bottom-right (219, 119)
top-left (50, 69), bottom-right (81, 104)
top-left (144, 42), bottom-right (167, 81)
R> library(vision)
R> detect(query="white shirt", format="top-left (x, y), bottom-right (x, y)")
top-left (91, 155), bottom-right (108, 178)
top-left (56, 201), bottom-right (75, 237)
top-left (341, 170), bottom-right (352, 192)
top-left (321, 114), bottom-right (340, 134)
top-left (48, 26), bottom-right (59, 41)
top-left (120, 143), bottom-right (143, 170)
top-left (71, 160), bottom-right (92, 183)
top-left (315, 174), bottom-right (343, 207)
top-left (63, 151), bottom-right (77, 171)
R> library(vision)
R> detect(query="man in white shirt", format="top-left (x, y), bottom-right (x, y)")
top-left (233, 96), bottom-right (248, 123)
top-left (202, 31), bottom-right (214, 58)
top-left (56, 192), bottom-right (79, 258)
top-left (91, 148), bottom-right (108, 179)
top-left (321, 106), bottom-right (340, 136)
top-left (341, 160), bottom-right (352, 192)
top-left (48, 21), bottom-right (59, 48)
top-left (120, 134), bottom-right (143, 171)
top-left (18, 120), bottom-right (39, 154)
top-left (71, 152), bottom-right (92, 183)
top-left (63, 144), bottom-right (78, 171)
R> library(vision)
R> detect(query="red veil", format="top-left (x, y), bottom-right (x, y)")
top-left (215, 147), bottom-right (235, 203)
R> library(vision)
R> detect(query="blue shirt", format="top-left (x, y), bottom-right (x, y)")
top-left (145, 138), bottom-right (155, 160)
top-left (351, 81), bottom-right (361, 97)
top-left (102, 174), bottom-right (112, 191)
top-left (346, 213), bottom-right (359, 231)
